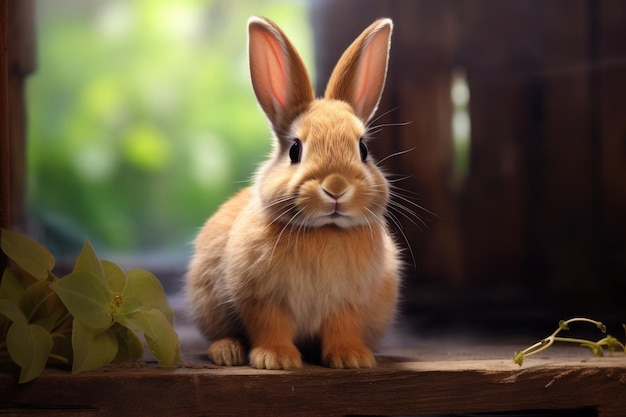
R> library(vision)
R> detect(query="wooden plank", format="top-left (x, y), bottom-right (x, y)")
top-left (458, 0), bottom-right (595, 295)
top-left (389, 0), bottom-right (466, 287)
top-left (597, 1), bottom-right (626, 292)
top-left (5, 0), bottom-right (35, 232)
top-left (1, 0), bottom-right (35, 270)
top-left (0, 0), bottom-right (9, 234)
top-left (0, 0), bottom-right (9, 274)
top-left (1, 352), bottom-right (624, 416)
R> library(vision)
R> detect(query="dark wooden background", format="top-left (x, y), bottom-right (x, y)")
top-left (312, 0), bottom-right (626, 336)
top-left (1, 0), bottom-right (34, 273)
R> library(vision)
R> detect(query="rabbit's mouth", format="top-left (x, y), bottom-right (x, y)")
top-left (327, 202), bottom-right (350, 220)
top-left (310, 209), bottom-right (366, 229)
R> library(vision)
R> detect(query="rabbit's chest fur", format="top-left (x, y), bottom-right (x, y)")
top-left (222, 192), bottom-right (393, 339)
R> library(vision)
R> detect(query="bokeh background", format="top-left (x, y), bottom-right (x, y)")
top-left (22, 0), bottom-right (626, 340)
top-left (28, 0), bottom-right (312, 266)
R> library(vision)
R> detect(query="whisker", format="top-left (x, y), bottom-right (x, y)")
top-left (387, 199), bottom-right (429, 231)
top-left (367, 121), bottom-right (413, 135)
top-left (363, 207), bottom-right (377, 239)
top-left (375, 147), bottom-right (416, 166)
top-left (263, 195), bottom-right (293, 210)
top-left (386, 175), bottom-right (414, 184)
top-left (269, 208), bottom-right (304, 262)
top-left (366, 128), bottom-right (384, 136)
top-left (267, 204), bottom-right (296, 227)
top-left (366, 106), bottom-right (400, 129)
top-left (390, 190), bottom-right (442, 220)
top-left (384, 209), bottom-right (416, 270)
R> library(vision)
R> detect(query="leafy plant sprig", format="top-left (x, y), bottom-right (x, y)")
top-left (514, 318), bottom-right (626, 366)
top-left (0, 228), bottom-right (180, 383)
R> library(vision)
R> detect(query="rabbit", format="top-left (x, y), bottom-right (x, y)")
top-left (186, 16), bottom-right (401, 370)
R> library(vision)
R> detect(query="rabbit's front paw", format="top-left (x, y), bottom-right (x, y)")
top-left (323, 344), bottom-right (376, 369)
top-left (208, 337), bottom-right (247, 366)
top-left (249, 344), bottom-right (302, 370)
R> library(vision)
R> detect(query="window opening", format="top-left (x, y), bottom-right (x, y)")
top-left (27, 0), bottom-right (313, 290)
top-left (451, 68), bottom-right (471, 181)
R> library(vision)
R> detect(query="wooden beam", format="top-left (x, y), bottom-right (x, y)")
top-left (1, 352), bottom-right (624, 416)
top-left (0, 0), bottom-right (9, 233)
top-left (0, 0), bottom-right (9, 273)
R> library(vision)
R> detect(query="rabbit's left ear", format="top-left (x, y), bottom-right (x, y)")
top-left (324, 19), bottom-right (393, 124)
top-left (248, 16), bottom-right (315, 135)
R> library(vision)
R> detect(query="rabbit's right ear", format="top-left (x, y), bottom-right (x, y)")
top-left (248, 16), bottom-right (315, 135)
top-left (324, 19), bottom-right (393, 124)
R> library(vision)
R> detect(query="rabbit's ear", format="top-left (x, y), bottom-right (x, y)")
top-left (248, 16), bottom-right (315, 134)
top-left (324, 19), bottom-right (393, 124)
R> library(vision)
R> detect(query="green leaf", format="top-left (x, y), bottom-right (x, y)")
top-left (101, 260), bottom-right (127, 294)
top-left (123, 309), bottom-right (180, 367)
top-left (73, 240), bottom-right (105, 281)
top-left (0, 299), bottom-right (27, 323)
top-left (18, 280), bottom-right (53, 322)
top-left (6, 321), bottom-right (53, 383)
top-left (114, 296), bottom-right (142, 318)
top-left (33, 302), bottom-right (66, 332)
top-left (581, 343), bottom-right (604, 357)
top-left (1, 228), bottom-right (55, 280)
top-left (558, 320), bottom-right (570, 331)
top-left (124, 269), bottom-right (174, 324)
top-left (121, 309), bottom-right (160, 339)
top-left (71, 320), bottom-right (118, 374)
top-left (113, 326), bottom-right (144, 363)
top-left (602, 335), bottom-right (626, 353)
top-left (0, 268), bottom-right (25, 301)
top-left (50, 271), bottom-right (113, 330)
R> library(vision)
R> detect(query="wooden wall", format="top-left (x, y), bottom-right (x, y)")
top-left (1, 0), bottom-right (34, 232)
top-left (1, 0), bottom-right (35, 272)
top-left (312, 0), bottom-right (626, 332)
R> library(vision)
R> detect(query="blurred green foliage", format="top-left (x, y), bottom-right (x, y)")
top-left (27, 0), bottom-right (312, 256)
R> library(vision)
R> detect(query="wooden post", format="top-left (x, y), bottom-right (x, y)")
top-left (1, 0), bottom-right (9, 233)
top-left (1, 0), bottom-right (10, 272)
top-left (597, 0), bottom-right (626, 296)
top-left (0, 0), bottom-right (35, 270)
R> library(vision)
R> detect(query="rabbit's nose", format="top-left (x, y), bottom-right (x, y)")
top-left (321, 174), bottom-right (352, 201)
top-left (323, 189), bottom-right (344, 201)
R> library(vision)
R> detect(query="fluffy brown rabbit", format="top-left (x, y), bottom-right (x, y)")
top-left (186, 16), bottom-right (401, 370)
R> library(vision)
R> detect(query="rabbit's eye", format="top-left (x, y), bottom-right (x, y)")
top-left (289, 139), bottom-right (302, 164)
top-left (359, 139), bottom-right (368, 162)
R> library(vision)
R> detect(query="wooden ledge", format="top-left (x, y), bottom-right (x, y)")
top-left (1, 348), bottom-right (625, 417)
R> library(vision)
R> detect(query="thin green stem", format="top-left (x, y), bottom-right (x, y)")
top-left (51, 310), bottom-right (73, 334)
top-left (553, 336), bottom-right (601, 345)
top-left (27, 291), bottom-right (55, 322)
top-left (48, 353), bottom-right (69, 364)
top-left (561, 317), bottom-right (606, 332)
top-left (514, 317), bottom-right (624, 366)
top-left (519, 339), bottom-right (552, 356)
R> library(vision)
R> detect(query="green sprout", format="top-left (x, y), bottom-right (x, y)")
top-left (514, 318), bottom-right (626, 366)
top-left (0, 228), bottom-right (180, 383)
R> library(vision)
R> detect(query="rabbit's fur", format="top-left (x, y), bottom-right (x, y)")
top-left (186, 16), bottom-right (401, 369)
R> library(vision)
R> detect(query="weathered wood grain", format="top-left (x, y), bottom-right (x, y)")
top-left (1, 351), bottom-right (624, 417)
